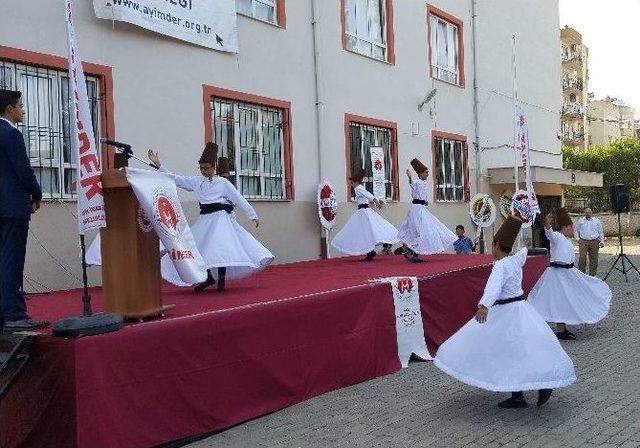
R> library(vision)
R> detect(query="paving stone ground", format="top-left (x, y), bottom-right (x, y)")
top-left (186, 249), bottom-right (640, 448)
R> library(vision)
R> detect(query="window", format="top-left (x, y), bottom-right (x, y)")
top-left (428, 6), bottom-right (464, 86)
top-left (347, 119), bottom-right (397, 201)
top-left (343, 0), bottom-right (392, 62)
top-left (0, 60), bottom-right (100, 199)
top-left (433, 133), bottom-right (468, 202)
top-left (211, 98), bottom-right (288, 200)
top-left (236, 0), bottom-right (278, 25)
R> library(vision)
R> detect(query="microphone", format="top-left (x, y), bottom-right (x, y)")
top-left (100, 138), bottom-right (132, 150)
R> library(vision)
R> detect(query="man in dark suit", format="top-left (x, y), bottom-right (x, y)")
top-left (0, 89), bottom-right (47, 330)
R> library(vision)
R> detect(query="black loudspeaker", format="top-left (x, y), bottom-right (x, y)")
top-left (610, 183), bottom-right (630, 213)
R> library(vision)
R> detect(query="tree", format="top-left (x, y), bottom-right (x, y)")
top-left (563, 138), bottom-right (640, 213)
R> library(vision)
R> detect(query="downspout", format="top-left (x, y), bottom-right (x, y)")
top-left (471, 0), bottom-right (481, 195)
top-left (311, 0), bottom-right (328, 257)
top-left (470, 0), bottom-right (486, 252)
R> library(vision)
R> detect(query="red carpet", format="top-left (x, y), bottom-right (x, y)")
top-left (1, 253), bottom-right (548, 448)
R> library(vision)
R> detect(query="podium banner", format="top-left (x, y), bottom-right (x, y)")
top-left (125, 168), bottom-right (207, 284)
top-left (388, 277), bottom-right (431, 367)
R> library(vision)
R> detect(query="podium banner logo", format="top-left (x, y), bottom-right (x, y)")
top-left (388, 276), bottom-right (432, 368)
top-left (93, 0), bottom-right (238, 52)
top-left (126, 168), bottom-right (207, 284)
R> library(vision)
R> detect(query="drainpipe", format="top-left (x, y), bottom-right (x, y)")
top-left (471, 0), bottom-right (481, 195)
top-left (311, 0), bottom-right (329, 257)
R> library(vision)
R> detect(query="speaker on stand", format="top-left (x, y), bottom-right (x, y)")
top-left (604, 183), bottom-right (639, 282)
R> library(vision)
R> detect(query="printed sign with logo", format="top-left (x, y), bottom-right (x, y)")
top-left (370, 146), bottom-right (386, 199)
top-left (93, 0), bottom-right (238, 52)
top-left (126, 168), bottom-right (206, 284)
top-left (511, 189), bottom-right (535, 228)
top-left (388, 276), bottom-right (431, 367)
top-left (317, 179), bottom-right (337, 230)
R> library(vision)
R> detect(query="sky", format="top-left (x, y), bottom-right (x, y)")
top-left (559, 0), bottom-right (640, 114)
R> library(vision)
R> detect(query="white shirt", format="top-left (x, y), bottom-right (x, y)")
top-left (0, 117), bottom-right (18, 129)
top-left (478, 247), bottom-right (528, 308)
top-left (159, 166), bottom-right (258, 221)
top-left (354, 184), bottom-right (375, 206)
top-left (410, 179), bottom-right (429, 201)
top-left (545, 228), bottom-right (575, 264)
top-left (574, 216), bottom-right (604, 242)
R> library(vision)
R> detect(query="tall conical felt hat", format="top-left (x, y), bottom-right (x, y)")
top-left (493, 215), bottom-right (523, 251)
top-left (199, 142), bottom-right (218, 165)
top-left (350, 168), bottom-right (366, 183)
top-left (556, 207), bottom-right (573, 228)
top-left (410, 158), bottom-right (428, 175)
top-left (216, 156), bottom-right (230, 175)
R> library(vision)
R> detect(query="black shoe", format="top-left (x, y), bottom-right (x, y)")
top-left (556, 330), bottom-right (576, 340)
top-left (498, 396), bottom-right (527, 408)
top-left (194, 271), bottom-right (216, 292)
top-left (537, 389), bottom-right (552, 407)
top-left (361, 251), bottom-right (377, 262)
top-left (217, 276), bottom-right (226, 291)
top-left (4, 318), bottom-right (49, 331)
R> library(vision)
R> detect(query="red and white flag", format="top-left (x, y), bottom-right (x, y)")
top-left (65, 0), bottom-right (106, 234)
top-left (515, 105), bottom-right (540, 215)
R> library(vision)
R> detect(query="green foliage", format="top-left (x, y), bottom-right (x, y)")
top-left (563, 138), bottom-right (640, 213)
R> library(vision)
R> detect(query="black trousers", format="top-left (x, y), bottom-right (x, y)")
top-left (0, 217), bottom-right (29, 323)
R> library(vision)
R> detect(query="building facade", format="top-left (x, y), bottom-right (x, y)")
top-left (560, 26), bottom-right (589, 151)
top-left (588, 97), bottom-right (637, 146)
top-left (0, 0), bottom-right (600, 291)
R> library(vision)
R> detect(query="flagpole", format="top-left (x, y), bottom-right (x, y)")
top-left (79, 235), bottom-right (92, 316)
top-left (512, 35), bottom-right (519, 191)
top-left (512, 35), bottom-right (524, 248)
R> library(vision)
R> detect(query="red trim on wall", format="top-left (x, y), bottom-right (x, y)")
top-left (340, 0), bottom-right (396, 65)
top-left (426, 4), bottom-right (466, 87)
top-left (0, 45), bottom-right (117, 169)
top-left (276, 0), bottom-right (287, 28)
top-left (202, 85), bottom-right (295, 201)
top-left (431, 130), bottom-right (470, 203)
top-left (344, 113), bottom-right (399, 201)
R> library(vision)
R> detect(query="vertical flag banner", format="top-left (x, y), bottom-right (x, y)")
top-left (65, 0), bottom-right (107, 234)
top-left (125, 168), bottom-right (207, 284)
top-left (515, 105), bottom-right (540, 216)
top-left (370, 146), bottom-right (386, 199)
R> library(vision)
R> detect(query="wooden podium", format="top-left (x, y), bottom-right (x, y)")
top-left (101, 170), bottom-right (169, 320)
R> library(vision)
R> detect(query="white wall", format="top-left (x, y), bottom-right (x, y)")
top-left (475, 0), bottom-right (563, 184)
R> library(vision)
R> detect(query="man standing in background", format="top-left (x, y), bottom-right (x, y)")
top-left (0, 89), bottom-right (47, 330)
top-left (574, 208), bottom-right (605, 276)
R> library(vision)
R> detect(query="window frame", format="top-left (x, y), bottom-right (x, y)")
top-left (236, 0), bottom-right (286, 28)
top-left (0, 45), bottom-right (115, 200)
top-left (340, 0), bottom-right (396, 65)
top-left (431, 130), bottom-right (470, 203)
top-left (203, 85), bottom-right (294, 201)
top-left (344, 113), bottom-right (399, 202)
top-left (427, 5), bottom-right (465, 87)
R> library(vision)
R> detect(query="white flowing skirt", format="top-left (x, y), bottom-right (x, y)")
top-left (331, 208), bottom-right (399, 256)
top-left (528, 267), bottom-right (611, 325)
top-left (161, 211), bottom-right (274, 286)
top-left (434, 301), bottom-right (576, 392)
top-left (398, 204), bottom-right (457, 255)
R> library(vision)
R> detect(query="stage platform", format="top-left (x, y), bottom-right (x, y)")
top-left (1, 253), bottom-right (547, 448)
